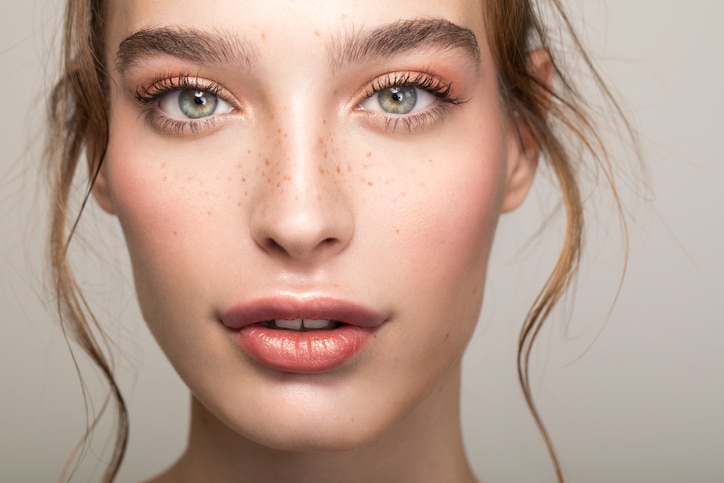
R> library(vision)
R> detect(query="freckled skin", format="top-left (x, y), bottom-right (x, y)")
top-left (97, 0), bottom-right (540, 481)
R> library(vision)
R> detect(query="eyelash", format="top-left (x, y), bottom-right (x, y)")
top-left (360, 72), bottom-right (467, 133)
top-left (134, 72), bottom-right (233, 136)
top-left (132, 71), bottom-right (466, 136)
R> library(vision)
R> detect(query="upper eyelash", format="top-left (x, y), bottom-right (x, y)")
top-left (133, 72), bottom-right (224, 105)
top-left (363, 72), bottom-right (467, 106)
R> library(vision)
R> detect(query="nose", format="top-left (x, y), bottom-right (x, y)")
top-left (249, 130), bottom-right (354, 263)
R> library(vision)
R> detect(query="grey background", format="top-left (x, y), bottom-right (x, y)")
top-left (2, 1), bottom-right (722, 481)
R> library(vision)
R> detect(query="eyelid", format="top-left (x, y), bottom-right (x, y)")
top-left (133, 73), bottom-right (240, 136)
top-left (354, 71), bottom-right (467, 133)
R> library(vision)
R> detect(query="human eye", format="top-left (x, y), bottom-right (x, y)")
top-left (134, 73), bottom-right (236, 136)
top-left (357, 72), bottom-right (467, 133)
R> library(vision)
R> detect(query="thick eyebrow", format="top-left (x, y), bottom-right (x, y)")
top-left (328, 18), bottom-right (481, 71)
top-left (115, 27), bottom-right (257, 75)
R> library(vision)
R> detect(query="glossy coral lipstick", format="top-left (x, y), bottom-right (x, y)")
top-left (220, 296), bottom-right (386, 373)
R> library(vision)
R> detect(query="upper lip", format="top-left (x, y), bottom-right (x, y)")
top-left (219, 293), bottom-right (386, 329)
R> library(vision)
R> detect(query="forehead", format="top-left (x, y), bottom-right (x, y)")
top-left (105, 0), bottom-right (488, 58)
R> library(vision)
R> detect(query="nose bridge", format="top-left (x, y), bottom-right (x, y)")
top-left (250, 103), bottom-right (353, 261)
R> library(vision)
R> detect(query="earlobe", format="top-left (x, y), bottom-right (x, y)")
top-left (501, 49), bottom-right (553, 213)
top-left (86, 130), bottom-right (116, 215)
top-left (92, 161), bottom-right (116, 214)
top-left (500, 134), bottom-right (538, 213)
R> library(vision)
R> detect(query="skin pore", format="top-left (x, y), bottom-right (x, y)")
top-left (92, 0), bottom-right (541, 481)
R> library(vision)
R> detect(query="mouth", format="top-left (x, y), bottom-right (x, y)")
top-left (220, 295), bottom-right (386, 373)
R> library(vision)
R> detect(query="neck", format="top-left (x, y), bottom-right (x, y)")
top-left (154, 365), bottom-right (476, 483)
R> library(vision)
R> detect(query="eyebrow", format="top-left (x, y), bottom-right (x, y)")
top-left (115, 18), bottom-right (480, 76)
top-left (116, 27), bottom-right (257, 75)
top-left (329, 18), bottom-right (481, 71)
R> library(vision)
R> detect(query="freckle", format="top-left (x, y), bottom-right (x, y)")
top-left (318, 136), bottom-right (324, 145)
top-left (396, 229), bottom-right (400, 234)
top-left (247, 149), bottom-right (251, 154)
top-left (276, 182), bottom-right (281, 188)
top-left (366, 152), bottom-right (372, 158)
top-left (336, 165), bottom-right (341, 174)
top-left (244, 191), bottom-right (248, 196)
top-left (237, 201), bottom-right (242, 207)
top-left (324, 150), bottom-right (328, 159)
top-left (265, 158), bottom-right (271, 166)
top-left (314, 30), bottom-right (320, 37)
top-left (161, 162), bottom-right (167, 168)
top-left (284, 133), bottom-right (288, 138)
top-left (317, 194), bottom-right (322, 201)
top-left (367, 181), bottom-right (373, 186)
top-left (207, 210), bottom-right (213, 216)
top-left (227, 176), bottom-right (232, 181)
top-left (261, 171), bottom-right (266, 177)
top-left (260, 32), bottom-right (266, 40)
top-left (277, 128), bottom-right (282, 134)
top-left (162, 176), bottom-right (167, 182)
top-left (237, 163), bottom-right (243, 169)
top-left (242, 177), bottom-right (246, 182)
top-left (173, 231), bottom-right (178, 236)
top-left (319, 167), bottom-right (325, 174)
top-left (267, 177), bottom-right (272, 183)
top-left (322, 119), bottom-right (327, 125)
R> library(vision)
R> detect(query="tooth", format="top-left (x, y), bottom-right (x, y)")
top-left (275, 318), bottom-right (303, 330)
top-left (302, 319), bottom-right (334, 330)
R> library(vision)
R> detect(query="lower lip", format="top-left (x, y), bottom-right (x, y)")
top-left (234, 324), bottom-right (376, 373)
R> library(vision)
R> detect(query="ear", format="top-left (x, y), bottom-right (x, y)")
top-left (87, 129), bottom-right (116, 214)
top-left (501, 49), bottom-right (553, 213)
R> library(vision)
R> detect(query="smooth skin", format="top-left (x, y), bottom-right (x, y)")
top-left (93, 0), bottom-right (543, 481)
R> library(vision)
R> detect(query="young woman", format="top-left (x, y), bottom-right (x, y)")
top-left (47, 0), bottom-right (628, 481)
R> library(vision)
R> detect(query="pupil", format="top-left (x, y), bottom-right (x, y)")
top-left (194, 91), bottom-right (206, 106)
top-left (391, 90), bottom-right (404, 103)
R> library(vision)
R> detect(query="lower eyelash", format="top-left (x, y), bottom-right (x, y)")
top-left (381, 105), bottom-right (453, 133)
top-left (142, 109), bottom-right (218, 137)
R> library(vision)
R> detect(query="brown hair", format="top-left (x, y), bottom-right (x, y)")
top-left (47, 0), bottom-right (630, 481)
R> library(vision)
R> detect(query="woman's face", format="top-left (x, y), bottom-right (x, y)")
top-left (97, 0), bottom-right (535, 450)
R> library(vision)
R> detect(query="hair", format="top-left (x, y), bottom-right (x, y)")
top-left (47, 0), bottom-right (630, 481)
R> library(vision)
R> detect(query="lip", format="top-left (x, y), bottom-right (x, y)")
top-left (220, 294), bottom-right (386, 373)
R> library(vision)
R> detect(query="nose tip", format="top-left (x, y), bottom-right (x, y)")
top-left (252, 203), bottom-right (353, 261)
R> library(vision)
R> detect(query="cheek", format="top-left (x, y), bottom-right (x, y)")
top-left (103, 113), bottom-right (249, 324)
top-left (357, 119), bottom-right (509, 369)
